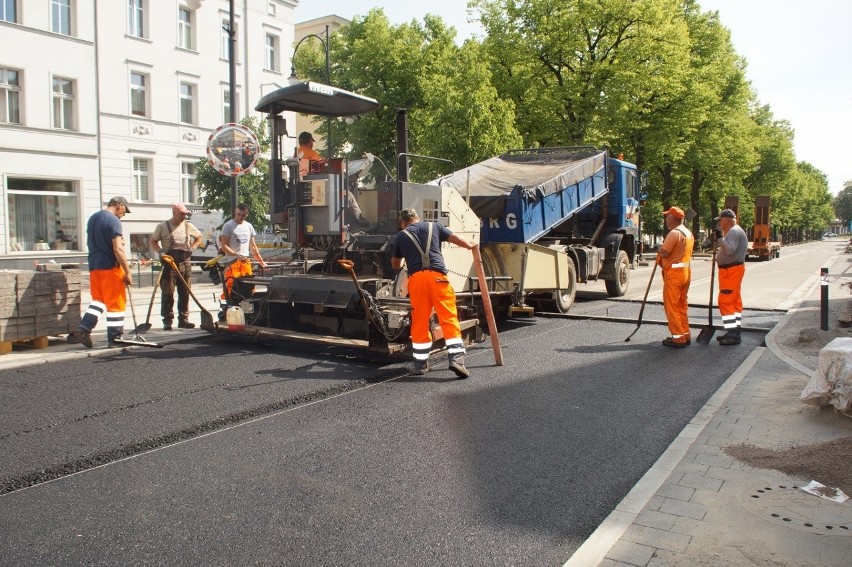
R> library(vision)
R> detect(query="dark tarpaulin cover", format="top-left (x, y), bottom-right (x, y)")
top-left (434, 148), bottom-right (607, 218)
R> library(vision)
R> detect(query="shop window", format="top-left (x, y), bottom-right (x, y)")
top-left (7, 178), bottom-right (79, 252)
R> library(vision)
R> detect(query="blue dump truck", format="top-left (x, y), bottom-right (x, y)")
top-left (222, 83), bottom-right (643, 355)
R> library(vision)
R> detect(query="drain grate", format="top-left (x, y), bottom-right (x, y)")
top-left (736, 484), bottom-right (852, 535)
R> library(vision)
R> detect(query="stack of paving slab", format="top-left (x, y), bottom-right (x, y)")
top-left (0, 267), bottom-right (81, 350)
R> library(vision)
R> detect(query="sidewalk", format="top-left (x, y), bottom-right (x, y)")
top-left (568, 254), bottom-right (852, 566)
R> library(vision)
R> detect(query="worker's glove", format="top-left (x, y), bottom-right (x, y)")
top-left (712, 228), bottom-right (723, 240)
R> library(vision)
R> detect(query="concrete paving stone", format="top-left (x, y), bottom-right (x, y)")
top-left (672, 462), bottom-right (709, 477)
top-left (606, 540), bottom-right (656, 566)
top-left (676, 472), bottom-right (724, 492)
top-left (713, 422), bottom-right (753, 437)
top-left (623, 524), bottom-right (692, 553)
top-left (703, 464), bottom-right (747, 482)
top-left (702, 434), bottom-right (731, 447)
top-left (685, 488), bottom-right (726, 507)
top-left (646, 495), bottom-right (665, 511)
top-left (670, 515), bottom-right (703, 536)
top-left (634, 509), bottom-right (679, 531)
top-left (646, 550), bottom-right (678, 567)
top-left (598, 559), bottom-right (634, 567)
top-left (655, 483), bottom-right (695, 502)
top-left (691, 452), bottom-right (734, 469)
top-left (658, 497), bottom-right (707, 521)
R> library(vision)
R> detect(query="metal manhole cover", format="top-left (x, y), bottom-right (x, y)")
top-left (736, 484), bottom-right (852, 535)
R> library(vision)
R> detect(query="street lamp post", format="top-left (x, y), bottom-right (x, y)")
top-left (288, 25), bottom-right (332, 158)
top-left (227, 0), bottom-right (238, 214)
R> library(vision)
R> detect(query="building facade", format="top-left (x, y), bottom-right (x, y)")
top-left (0, 0), bottom-right (303, 269)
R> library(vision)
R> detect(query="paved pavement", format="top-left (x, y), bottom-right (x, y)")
top-left (568, 253), bottom-right (852, 566)
top-left (1, 261), bottom-right (851, 565)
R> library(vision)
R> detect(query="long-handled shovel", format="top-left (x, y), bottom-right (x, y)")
top-left (133, 263), bottom-right (165, 334)
top-left (625, 258), bottom-right (659, 342)
top-left (113, 284), bottom-right (163, 348)
top-left (696, 240), bottom-right (718, 344)
top-left (161, 255), bottom-right (216, 332)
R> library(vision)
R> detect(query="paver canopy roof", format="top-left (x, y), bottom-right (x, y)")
top-left (255, 82), bottom-right (380, 117)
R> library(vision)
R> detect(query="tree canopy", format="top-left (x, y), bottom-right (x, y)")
top-left (265, 1), bottom-right (834, 240)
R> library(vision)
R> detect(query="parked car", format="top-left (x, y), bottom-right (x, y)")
top-left (824, 232), bottom-right (837, 238)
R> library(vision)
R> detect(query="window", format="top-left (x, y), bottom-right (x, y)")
top-left (268, 2), bottom-right (276, 16)
top-left (51, 0), bottom-right (71, 35)
top-left (265, 33), bottom-right (278, 71)
top-left (221, 19), bottom-right (237, 61)
top-left (222, 87), bottom-right (231, 123)
top-left (130, 72), bottom-right (147, 117)
top-left (181, 162), bottom-right (197, 203)
top-left (1, 0), bottom-right (17, 23)
top-left (177, 7), bottom-right (192, 49)
top-left (52, 76), bottom-right (75, 130)
top-left (128, 0), bottom-right (144, 38)
top-left (179, 81), bottom-right (195, 124)
top-left (132, 158), bottom-right (150, 201)
top-left (0, 67), bottom-right (21, 124)
top-left (6, 178), bottom-right (80, 252)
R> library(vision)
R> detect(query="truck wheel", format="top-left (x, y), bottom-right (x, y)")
top-left (553, 260), bottom-right (577, 313)
top-left (605, 251), bottom-right (630, 297)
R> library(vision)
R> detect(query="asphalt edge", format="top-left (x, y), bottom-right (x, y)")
top-left (562, 346), bottom-right (765, 567)
top-left (563, 256), bottom-right (836, 566)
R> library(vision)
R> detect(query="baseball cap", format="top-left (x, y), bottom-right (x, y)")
top-left (714, 208), bottom-right (736, 222)
top-left (298, 131), bottom-right (315, 144)
top-left (108, 196), bottom-right (131, 213)
top-left (172, 203), bottom-right (190, 215)
top-left (662, 206), bottom-right (684, 219)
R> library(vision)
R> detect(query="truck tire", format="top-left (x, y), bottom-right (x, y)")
top-left (552, 260), bottom-right (577, 313)
top-left (605, 250), bottom-right (630, 297)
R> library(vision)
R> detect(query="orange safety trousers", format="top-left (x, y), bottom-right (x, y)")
top-left (408, 270), bottom-right (463, 360)
top-left (221, 258), bottom-right (253, 301)
top-left (718, 264), bottom-right (745, 330)
top-left (662, 267), bottom-right (691, 342)
top-left (89, 267), bottom-right (126, 313)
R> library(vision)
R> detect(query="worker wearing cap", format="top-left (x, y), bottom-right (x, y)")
top-left (150, 204), bottom-right (203, 330)
top-left (67, 197), bottom-right (133, 348)
top-left (713, 208), bottom-right (748, 345)
top-left (296, 131), bottom-right (324, 163)
top-left (658, 206), bottom-right (694, 348)
top-left (391, 208), bottom-right (476, 378)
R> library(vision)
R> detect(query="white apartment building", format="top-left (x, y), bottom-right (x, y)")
top-left (0, 0), bottom-right (305, 269)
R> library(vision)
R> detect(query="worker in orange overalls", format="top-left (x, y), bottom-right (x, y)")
top-left (713, 208), bottom-right (748, 345)
top-left (391, 208), bottom-right (476, 378)
top-left (658, 206), bottom-right (694, 348)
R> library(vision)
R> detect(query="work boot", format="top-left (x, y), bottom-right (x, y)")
top-left (662, 337), bottom-right (689, 348)
top-left (718, 330), bottom-right (741, 345)
top-left (411, 359), bottom-right (430, 375)
top-left (178, 320), bottom-right (196, 329)
top-left (66, 329), bottom-right (92, 349)
top-left (448, 354), bottom-right (471, 379)
top-left (163, 321), bottom-right (173, 331)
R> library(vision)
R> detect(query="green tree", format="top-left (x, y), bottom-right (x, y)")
top-left (834, 182), bottom-right (852, 225)
top-left (195, 117), bottom-right (271, 230)
top-left (295, 9), bottom-right (521, 180)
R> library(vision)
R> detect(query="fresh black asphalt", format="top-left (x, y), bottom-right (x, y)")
top-left (0, 300), bottom-right (781, 566)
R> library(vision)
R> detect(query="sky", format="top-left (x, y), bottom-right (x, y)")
top-left (295, 1), bottom-right (852, 193)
